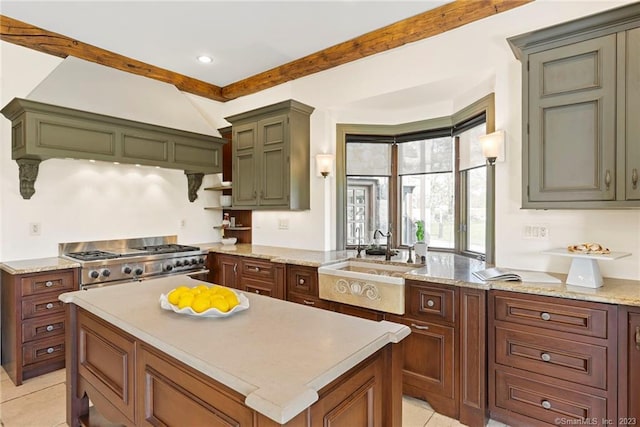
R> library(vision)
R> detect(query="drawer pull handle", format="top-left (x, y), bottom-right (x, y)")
top-left (45, 281), bottom-right (54, 287)
top-left (252, 267), bottom-right (260, 272)
top-left (633, 168), bottom-right (639, 190)
top-left (411, 323), bottom-right (429, 330)
top-left (46, 303), bottom-right (54, 310)
top-left (299, 279), bottom-right (305, 285)
top-left (303, 300), bottom-right (315, 306)
top-left (635, 326), bottom-right (640, 351)
top-left (46, 347), bottom-right (55, 354)
top-left (254, 290), bottom-right (260, 294)
top-left (541, 400), bottom-right (552, 410)
top-left (541, 353), bottom-right (551, 362)
top-left (540, 312), bottom-right (551, 321)
top-left (605, 169), bottom-right (611, 190)
top-left (46, 325), bottom-right (54, 332)
top-left (426, 299), bottom-right (435, 307)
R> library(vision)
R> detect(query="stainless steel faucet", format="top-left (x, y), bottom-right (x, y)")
top-left (384, 228), bottom-right (393, 261)
top-left (356, 228), bottom-right (363, 258)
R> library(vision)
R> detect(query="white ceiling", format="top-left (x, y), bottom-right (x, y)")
top-left (0, 1), bottom-right (448, 86)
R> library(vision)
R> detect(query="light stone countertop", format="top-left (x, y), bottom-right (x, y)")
top-left (59, 275), bottom-right (410, 424)
top-left (0, 257), bottom-right (80, 274)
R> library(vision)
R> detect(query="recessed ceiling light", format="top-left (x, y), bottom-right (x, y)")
top-left (197, 55), bottom-right (213, 64)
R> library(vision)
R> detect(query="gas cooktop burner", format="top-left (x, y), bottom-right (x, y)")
top-left (130, 244), bottom-right (200, 254)
top-left (66, 250), bottom-right (121, 261)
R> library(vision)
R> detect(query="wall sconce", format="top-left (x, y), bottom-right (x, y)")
top-left (315, 153), bottom-right (334, 178)
top-left (480, 130), bottom-right (505, 166)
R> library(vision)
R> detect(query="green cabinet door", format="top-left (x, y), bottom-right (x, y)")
top-left (232, 122), bottom-right (258, 207)
top-left (527, 34), bottom-right (617, 203)
top-left (626, 28), bottom-right (640, 201)
top-left (258, 114), bottom-right (289, 207)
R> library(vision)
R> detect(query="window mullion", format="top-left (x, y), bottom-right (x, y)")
top-left (454, 136), bottom-right (463, 254)
top-left (390, 142), bottom-right (399, 247)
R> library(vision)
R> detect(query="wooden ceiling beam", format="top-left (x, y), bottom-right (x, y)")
top-left (0, 15), bottom-right (227, 102)
top-left (221, 0), bottom-right (533, 100)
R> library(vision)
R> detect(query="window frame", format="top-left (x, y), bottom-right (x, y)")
top-left (336, 93), bottom-right (496, 263)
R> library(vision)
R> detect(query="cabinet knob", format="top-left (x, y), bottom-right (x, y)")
top-left (541, 400), bottom-right (552, 410)
top-left (299, 279), bottom-right (305, 285)
top-left (540, 312), bottom-right (551, 321)
top-left (45, 281), bottom-right (54, 287)
top-left (426, 299), bottom-right (435, 307)
top-left (541, 353), bottom-right (551, 362)
top-left (605, 169), bottom-right (611, 190)
top-left (46, 347), bottom-right (55, 354)
top-left (254, 289), bottom-right (260, 294)
top-left (46, 325), bottom-right (54, 332)
top-left (252, 267), bottom-right (260, 272)
top-left (632, 168), bottom-right (638, 190)
top-left (303, 300), bottom-right (315, 306)
top-left (411, 323), bottom-right (429, 331)
top-left (46, 303), bottom-right (54, 310)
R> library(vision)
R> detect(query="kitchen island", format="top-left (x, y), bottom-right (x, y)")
top-left (59, 275), bottom-right (410, 427)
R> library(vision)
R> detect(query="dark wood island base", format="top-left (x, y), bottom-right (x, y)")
top-left (65, 304), bottom-right (405, 427)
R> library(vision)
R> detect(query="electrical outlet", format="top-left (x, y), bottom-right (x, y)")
top-left (278, 218), bottom-right (289, 230)
top-left (179, 219), bottom-right (186, 228)
top-left (523, 224), bottom-right (549, 240)
top-left (29, 222), bottom-right (41, 236)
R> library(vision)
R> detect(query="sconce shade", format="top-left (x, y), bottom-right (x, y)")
top-left (316, 153), bottom-right (334, 178)
top-left (480, 130), bottom-right (505, 165)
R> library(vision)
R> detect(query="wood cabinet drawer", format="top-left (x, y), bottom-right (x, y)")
top-left (21, 314), bottom-right (65, 343)
top-left (495, 325), bottom-right (608, 389)
top-left (20, 270), bottom-right (75, 297)
top-left (287, 265), bottom-right (318, 296)
top-left (22, 336), bottom-right (65, 366)
top-left (21, 293), bottom-right (65, 320)
top-left (287, 293), bottom-right (331, 310)
top-left (407, 281), bottom-right (456, 324)
top-left (244, 281), bottom-right (274, 297)
top-left (494, 369), bottom-right (607, 425)
top-left (241, 258), bottom-right (274, 280)
top-left (493, 291), bottom-right (610, 339)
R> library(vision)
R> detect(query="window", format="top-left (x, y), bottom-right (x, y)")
top-left (337, 94), bottom-right (495, 262)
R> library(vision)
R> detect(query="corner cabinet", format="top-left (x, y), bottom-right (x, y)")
top-left (618, 306), bottom-right (640, 420)
top-left (509, 3), bottom-right (640, 208)
top-left (224, 100), bottom-right (314, 210)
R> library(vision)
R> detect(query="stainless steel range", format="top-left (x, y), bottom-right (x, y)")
top-left (60, 236), bottom-right (208, 289)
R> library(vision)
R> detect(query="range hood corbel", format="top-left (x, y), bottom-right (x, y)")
top-left (1, 98), bottom-right (226, 201)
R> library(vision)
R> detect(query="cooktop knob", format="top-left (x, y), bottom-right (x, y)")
top-left (89, 270), bottom-right (100, 279)
top-left (190, 258), bottom-right (198, 265)
top-left (198, 258), bottom-right (205, 264)
top-left (175, 260), bottom-right (183, 267)
top-left (165, 264), bottom-right (173, 272)
top-left (102, 269), bottom-right (111, 277)
top-left (123, 266), bottom-right (132, 274)
top-left (135, 268), bottom-right (144, 276)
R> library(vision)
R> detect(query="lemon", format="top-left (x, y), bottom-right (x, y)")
top-left (225, 292), bottom-right (240, 309)
top-left (195, 284), bottom-right (209, 292)
top-left (167, 288), bottom-right (185, 305)
top-left (210, 296), bottom-right (230, 312)
top-left (177, 293), bottom-right (195, 309)
top-left (191, 296), bottom-right (211, 313)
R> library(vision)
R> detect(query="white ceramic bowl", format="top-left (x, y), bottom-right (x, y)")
top-left (221, 237), bottom-right (237, 245)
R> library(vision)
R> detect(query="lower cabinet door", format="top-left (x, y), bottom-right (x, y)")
top-left (621, 309), bottom-right (640, 419)
top-left (137, 344), bottom-right (253, 426)
top-left (389, 315), bottom-right (457, 419)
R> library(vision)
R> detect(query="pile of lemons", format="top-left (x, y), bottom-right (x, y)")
top-left (167, 284), bottom-right (240, 313)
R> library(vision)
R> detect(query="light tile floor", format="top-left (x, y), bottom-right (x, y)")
top-left (1, 368), bottom-right (508, 427)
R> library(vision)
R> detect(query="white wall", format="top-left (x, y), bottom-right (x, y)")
top-left (2, 0), bottom-right (639, 280)
top-left (0, 43), bottom-right (225, 261)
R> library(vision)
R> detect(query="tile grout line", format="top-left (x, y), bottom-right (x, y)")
top-left (0, 381), bottom-right (66, 405)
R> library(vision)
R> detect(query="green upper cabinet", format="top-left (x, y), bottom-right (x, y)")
top-left (225, 100), bottom-right (314, 210)
top-left (509, 3), bottom-right (640, 208)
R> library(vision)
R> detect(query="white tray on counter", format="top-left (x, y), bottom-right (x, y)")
top-left (544, 248), bottom-right (631, 288)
